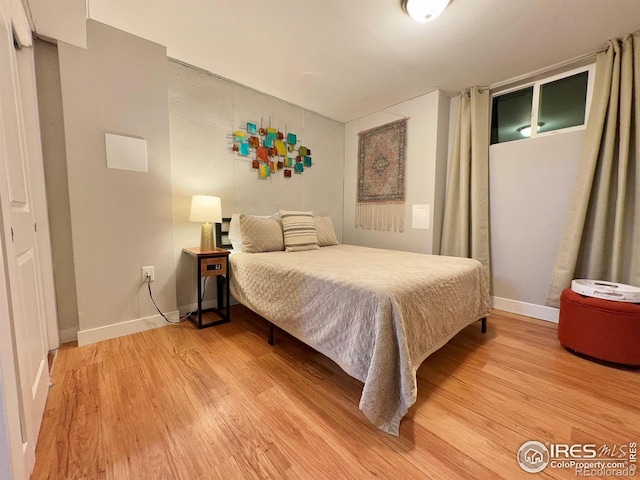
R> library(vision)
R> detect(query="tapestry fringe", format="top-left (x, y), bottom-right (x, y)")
top-left (356, 203), bottom-right (405, 233)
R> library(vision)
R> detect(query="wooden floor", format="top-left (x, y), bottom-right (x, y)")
top-left (32, 306), bottom-right (639, 480)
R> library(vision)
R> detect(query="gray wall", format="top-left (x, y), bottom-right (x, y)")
top-left (57, 20), bottom-right (177, 334)
top-left (168, 61), bottom-right (345, 311)
top-left (343, 90), bottom-right (450, 254)
top-left (34, 39), bottom-right (79, 342)
top-left (36, 26), bottom-right (345, 335)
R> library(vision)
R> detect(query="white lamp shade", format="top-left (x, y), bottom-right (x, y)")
top-left (404, 0), bottom-right (451, 22)
top-left (189, 195), bottom-right (222, 223)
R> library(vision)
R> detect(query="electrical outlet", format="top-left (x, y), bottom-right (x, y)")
top-left (142, 266), bottom-right (155, 282)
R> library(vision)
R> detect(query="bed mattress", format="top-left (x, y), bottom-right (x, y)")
top-left (229, 244), bottom-right (491, 435)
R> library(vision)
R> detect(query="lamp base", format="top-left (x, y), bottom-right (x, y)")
top-left (200, 222), bottom-right (215, 251)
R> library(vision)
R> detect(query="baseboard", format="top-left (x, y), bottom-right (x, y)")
top-left (59, 326), bottom-right (78, 344)
top-left (76, 310), bottom-right (180, 346)
top-left (492, 296), bottom-right (559, 323)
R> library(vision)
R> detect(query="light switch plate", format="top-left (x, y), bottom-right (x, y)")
top-left (412, 204), bottom-right (430, 230)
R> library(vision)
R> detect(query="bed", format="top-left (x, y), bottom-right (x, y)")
top-left (229, 240), bottom-right (491, 435)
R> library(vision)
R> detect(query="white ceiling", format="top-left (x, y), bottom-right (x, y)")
top-left (87, 0), bottom-right (640, 123)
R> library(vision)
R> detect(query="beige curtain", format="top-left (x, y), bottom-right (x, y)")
top-left (547, 33), bottom-right (640, 307)
top-left (440, 86), bottom-right (491, 284)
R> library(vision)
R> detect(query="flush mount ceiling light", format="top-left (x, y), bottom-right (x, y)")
top-left (402, 0), bottom-right (452, 22)
top-left (517, 123), bottom-right (545, 138)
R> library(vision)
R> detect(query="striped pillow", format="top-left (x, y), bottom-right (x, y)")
top-left (279, 210), bottom-right (319, 252)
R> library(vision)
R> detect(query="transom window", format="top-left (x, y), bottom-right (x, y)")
top-left (490, 65), bottom-right (595, 145)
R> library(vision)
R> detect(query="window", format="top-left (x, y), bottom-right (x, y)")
top-left (490, 66), bottom-right (594, 145)
top-left (491, 87), bottom-right (533, 144)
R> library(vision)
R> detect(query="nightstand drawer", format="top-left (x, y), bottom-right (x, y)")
top-left (201, 257), bottom-right (227, 276)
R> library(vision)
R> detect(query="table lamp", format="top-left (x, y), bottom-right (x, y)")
top-left (189, 195), bottom-right (222, 251)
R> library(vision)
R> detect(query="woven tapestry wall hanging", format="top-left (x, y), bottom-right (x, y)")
top-left (356, 118), bottom-right (407, 232)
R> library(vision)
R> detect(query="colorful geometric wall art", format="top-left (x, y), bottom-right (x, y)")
top-left (230, 120), bottom-right (313, 179)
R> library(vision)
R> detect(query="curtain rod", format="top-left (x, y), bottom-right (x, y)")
top-left (489, 49), bottom-right (602, 91)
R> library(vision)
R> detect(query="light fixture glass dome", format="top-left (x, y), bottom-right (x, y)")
top-left (403, 0), bottom-right (451, 22)
top-left (517, 123), bottom-right (545, 138)
top-left (518, 126), bottom-right (532, 138)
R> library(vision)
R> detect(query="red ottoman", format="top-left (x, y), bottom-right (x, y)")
top-left (558, 288), bottom-right (640, 366)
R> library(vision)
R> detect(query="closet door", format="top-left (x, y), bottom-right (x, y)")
top-left (0, 11), bottom-right (50, 477)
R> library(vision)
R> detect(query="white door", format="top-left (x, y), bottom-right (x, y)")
top-left (0, 9), bottom-right (50, 476)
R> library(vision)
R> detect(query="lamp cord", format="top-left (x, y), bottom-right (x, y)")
top-left (146, 260), bottom-right (209, 324)
top-left (147, 276), bottom-right (182, 324)
top-left (178, 256), bottom-right (198, 320)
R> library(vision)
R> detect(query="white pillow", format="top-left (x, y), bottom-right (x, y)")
top-left (228, 213), bottom-right (243, 251)
top-left (229, 212), bottom-right (280, 251)
top-left (314, 216), bottom-right (339, 246)
top-left (239, 215), bottom-right (284, 253)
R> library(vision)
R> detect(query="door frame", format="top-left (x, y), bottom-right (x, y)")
top-left (16, 38), bottom-right (60, 351)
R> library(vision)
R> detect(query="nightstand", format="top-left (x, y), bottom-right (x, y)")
top-left (182, 247), bottom-right (231, 328)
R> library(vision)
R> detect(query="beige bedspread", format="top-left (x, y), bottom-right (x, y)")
top-left (229, 244), bottom-right (491, 435)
